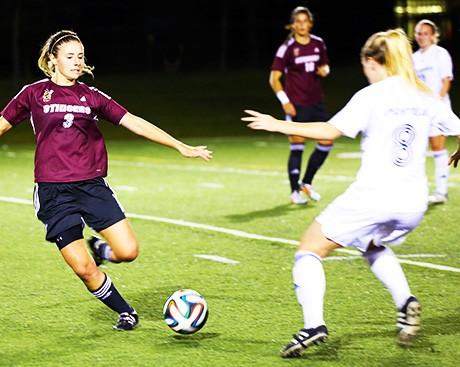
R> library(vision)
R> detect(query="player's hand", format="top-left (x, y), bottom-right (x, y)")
top-left (242, 110), bottom-right (281, 132)
top-left (448, 148), bottom-right (460, 168)
top-left (282, 102), bottom-right (296, 117)
top-left (178, 145), bottom-right (213, 161)
top-left (316, 64), bottom-right (330, 77)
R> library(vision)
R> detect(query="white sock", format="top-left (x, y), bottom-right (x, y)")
top-left (363, 246), bottom-right (412, 310)
top-left (292, 250), bottom-right (326, 329)
top-left (433, 149), bottom-right (449, 195)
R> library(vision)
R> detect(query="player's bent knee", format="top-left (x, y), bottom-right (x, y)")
top-left (73, 258), bottom-right (100, 282)
top-left (120, 249), bottom-right (138, 262)
top-left (113, 240), bottom-right (139, 262)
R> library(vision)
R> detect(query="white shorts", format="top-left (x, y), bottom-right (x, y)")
top-left (316, 193), bottom-right (425, 252)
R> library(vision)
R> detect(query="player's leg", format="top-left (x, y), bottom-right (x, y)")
top-left (300, 139), bottom-right (333, 201)
top-left (363, 243), bottom-right (413, 310)
top-left (299, 102), bottom-right (332, 201)
top-left (362, 209), bottom-right (424, 347)
top-left (82, 178), bottom-right (138, 264)
top-left (429, 135), bottom-right (449, 203)
top-left (363, 243), bottom-right (420, 346)
top-left (93, 219), bottom-right (139, 263)
top-left (288, 134), bottom-right (307, 204)
top-left (34, 181), bottom-right (138, 330)
top-left (57, 227), bottom-right (138, 330)
top-left (281, 221), bottom-right (340, 358)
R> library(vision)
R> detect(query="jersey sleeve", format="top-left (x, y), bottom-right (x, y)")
top-left (0, 85), bottom-right (32, 126)
top-left (438, 48), bottom-right (454, 81)
top-left (91, 88), bottom-right (127, 125)
top-left (328, 89), bottom-right (373, 138)
top-left (429, 99), bottom-right (460, 136)
top-left (319, 40), bottom-right (329, 66)
top-left (271, 44), bottom-right (288, 71)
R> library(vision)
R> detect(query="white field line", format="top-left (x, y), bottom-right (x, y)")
top-left (0, 196), bottom-right (32, 205)
top-left (1, 195), bottom-right (459, 273)
top-left (109, 159), bottom-right (460, 187)
top-left (194, 254), bottom-right (239, 264)
top-left (109, 160), bottom-right (355, 182)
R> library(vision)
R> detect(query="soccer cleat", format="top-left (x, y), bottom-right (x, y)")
top-left (114, 310), bottom-right (139, 331)
top-left (299, 182), bottom-right (321, 201)
top-left (280, 325), bottom-right (329, 358)
top-left (428, 192), bottom-right (448, 204)
top-left (88, 236), bottom-right (105, 267)
top-left (290, 190), bottom-right (307, 205)
top-left (397, 296), bottom-right (421, 347)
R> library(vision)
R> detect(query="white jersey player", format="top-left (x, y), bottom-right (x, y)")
top-left (413, 19), bottom-right (454, 203)
top-left (243, 28), bottom-right (460, 358)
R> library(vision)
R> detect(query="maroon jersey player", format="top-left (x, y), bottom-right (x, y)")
top-left (3, 80), bottom-right (127, 182)
top-left (270, 6), bottom-right (332, 204)
top-left (0, 30), bottom-right (212, 331)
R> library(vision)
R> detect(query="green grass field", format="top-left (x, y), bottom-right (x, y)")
top-left (0, 69), bottom-right (459, 366)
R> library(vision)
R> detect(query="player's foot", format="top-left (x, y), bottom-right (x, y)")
top-left (114, 310), bottom-right (139, 331)
top-left (88, 236), bottom-right (105, 267)
top-left (290, 190), bottom-right (307, 205)
top-left (428, 191), bottom-right (448, 204)
top-left (280, 325), bottom-right (329, 358)
top-left (397, 296), bottom-right (421, 347)
top-left (299, 182), bottom-right (321, 201)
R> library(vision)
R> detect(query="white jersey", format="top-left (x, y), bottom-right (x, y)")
top-left (412, 44), bottom-right (453, 106)
top-left (329, 76), bottom-right (460, 213)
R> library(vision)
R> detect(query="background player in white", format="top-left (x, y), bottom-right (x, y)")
top-left (269, 6), bottom-right (332, 204)
top-left (413, 19), bottom-right (454, 203)
top-left (0, 30), bottom-right (212, 331)
top-left (243, 28), bottom-right (460, 357)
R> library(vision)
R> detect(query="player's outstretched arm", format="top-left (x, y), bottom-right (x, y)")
top-left (241, 109), bottom-right (342, 140)
top-left (0, 117), bottom-right (13, 137)
top-left (120, 112), bottom-right (212, 161)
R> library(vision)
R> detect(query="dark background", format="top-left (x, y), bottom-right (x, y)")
top-left (0, 1), bottom-right (459, 139)
top-left (0, 0), bottom-right (426, 78)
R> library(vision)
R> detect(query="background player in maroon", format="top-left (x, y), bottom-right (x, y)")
top-left (0, 30), bottom-right (212, 330)
top-left (270, 6), bottom-right (332, 204)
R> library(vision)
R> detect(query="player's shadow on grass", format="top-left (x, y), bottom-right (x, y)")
top-left (225, 203), bottom-right (311, 222)
top-left (131, 286), bottom-right (184, 321)
top-left (295, 339), bottom-right (340, 361)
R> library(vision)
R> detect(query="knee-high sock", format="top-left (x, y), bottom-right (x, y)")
top-left (302, 144), bottom-right (332, 184)
top-left (363, 246), bottom-right (412, 309)
top-left (433, 149), bottom-right (449, 195)
top-left (288, 143), bottom-right (304, 192)
top-left (91, 273), bottom-right (134, 314)
top-left (292, 250), bottom-right (326, 329)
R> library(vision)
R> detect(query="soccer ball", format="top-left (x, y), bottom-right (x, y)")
top-left (163, 289), bottom-right (209, 334)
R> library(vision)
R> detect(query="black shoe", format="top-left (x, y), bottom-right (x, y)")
top-left (280, 325), bottom-right (329, 358)
top-left (88, 236), bottom-right (104, 267)
top-left (397, 296), bottom-right (421, 347)
top-left (113, 310), bottom-right (139, 331)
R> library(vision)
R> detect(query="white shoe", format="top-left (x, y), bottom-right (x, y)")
top-left (428, 192), bottom-right (448, 204)
top-left (299, 182), bottom-right (321, 201)
top-left (290, 191), bottom-right (307, 205)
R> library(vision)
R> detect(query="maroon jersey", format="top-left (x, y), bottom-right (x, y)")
top-left (271, 35), bottom-right (329, 106)
top-left (1, 79), bottom-right (127, 182)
